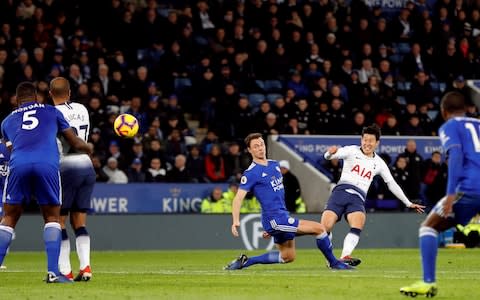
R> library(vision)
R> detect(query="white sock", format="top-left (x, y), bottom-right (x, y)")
top-left (328, 232), bottom-right (333, 243)
top-left (59, 239), bottom-right (71, 275)
top-left (76, 235), bottom-right (90, 270)
top-left (341, 232), bottom-right (360, 258)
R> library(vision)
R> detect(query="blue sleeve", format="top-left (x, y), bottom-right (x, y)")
top-left (240, 171), bottom-right (255, 192)
top-left (446, 146), bottom-right (463, 195)
top-left (1, 119), bottom-right (8, 142)
top-left (55, 108), bottom-right (70, 131)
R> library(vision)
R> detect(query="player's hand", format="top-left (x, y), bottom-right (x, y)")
top-left (409, 203), bottom-right (425, 213)
top-left (442, 195), bottom-right (455, 217)
top-left (262, 231), bottom-right (271, 239)
top-left (231, 221), bottom-right (240, 237)
top-left (327, 146), bottom-right (338, 155)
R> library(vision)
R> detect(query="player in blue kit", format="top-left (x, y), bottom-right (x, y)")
top-left (224, 133), bottom-right (352, 270)
top-left (400, 91), bottom-right (480, 297)
top-left (51, 77), bottom-right (95, 281)
top-left (0, 82), bottom-right (91, 283)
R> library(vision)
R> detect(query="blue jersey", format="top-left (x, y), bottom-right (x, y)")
top-left (240, 159), bottom-right (288, 218)
top-left (1, 102), bottom-right (70, 169)
top-left (439, 116), bottom-right (480, 195)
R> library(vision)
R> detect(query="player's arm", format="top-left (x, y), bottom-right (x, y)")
top-left (324, 145), bottom-right (349, 160)
top-left (231, 188), bottom-right (248, 237)
top-left (443, 145), bottom-right (463, 216)
top-left (62, 128), bottom-right (92, 155)
top-left (380, 161), bottom-right (425, 213)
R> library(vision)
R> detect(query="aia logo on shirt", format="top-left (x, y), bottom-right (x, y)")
top-left (350, 164), bottom-right (372, 180)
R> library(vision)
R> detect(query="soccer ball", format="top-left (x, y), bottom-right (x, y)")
top-left (113, 113), bottom-right (139, 138)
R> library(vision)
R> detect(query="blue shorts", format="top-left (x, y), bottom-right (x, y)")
top-left (432, 193), bottom-right (480, 225)
top-left (60, 166), bottom-right (95, 214)
top-left (3, 163), bottom-right (61, 206)
top-left (263, 213), bottom-right (299, 244)
top-left (325, 184), bottom-right (366, 221)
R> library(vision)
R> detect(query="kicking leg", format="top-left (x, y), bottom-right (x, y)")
top-left (71, 212), bottom-right (92, 281)
top-left (341, 211), bottom-right (365, 266)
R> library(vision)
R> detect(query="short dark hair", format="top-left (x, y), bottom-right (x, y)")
top-left (441, 91), bottom-right (465, 114)
top-left (16, 81), bottom-right (37, 103)
top-left (362, 123), bottom-right (381, 141)
top-left (244, 133), bottom-right (263, 148)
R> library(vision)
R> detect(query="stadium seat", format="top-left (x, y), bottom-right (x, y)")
top-left (255, 80), bottom-right (265, 91)
top-left (174, 78), bottom-right (192, 90)
top-left (264, 80), bottom-right (283, 93)
top-left (248, 93), bottom-right (266, 107)
top-left (397, 96), bottom-right (406, 105)
top-left (427, 110), bottom-right (438, 120)
top-left (266, 93), bottom-right (283, 103)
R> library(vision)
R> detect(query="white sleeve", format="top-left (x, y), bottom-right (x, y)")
top-left (379, 161), bottom-right (412, 207)
top-left (324, 146), bottom-right (352, 160)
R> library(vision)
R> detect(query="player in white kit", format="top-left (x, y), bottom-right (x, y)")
top-left (322, 124), bottom-right (425, 266)
top-left (51, 77), bottom-right (95, 281)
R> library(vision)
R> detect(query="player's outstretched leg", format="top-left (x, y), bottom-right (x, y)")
top-left (400, 281), bottom-right (438, 298)
top-left (224, 254), bottom-right (249, 270)
top-left (74, 227), bottom-right (92, 281)
top-left (316, 232), bottom-right (354, 270)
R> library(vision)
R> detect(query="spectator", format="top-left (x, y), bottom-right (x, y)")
top-left (145, 157), bottom-right (167, 182)
top-left (421, 151), bottom-right (448, 211)
top-left (400, 139), bottom-right (423, 201)
top-left (224, 141), bottom-right (250, 183)
top-left (186, 145), bottom-right (207, 183)
top-left (201, 186), bottom-right (231, 213)
top-left (279, 160), bottom-right (306, 213)
top-left (103, 157), bottom-right (128, 184)
top-left (167, 154), bottom-right (191, 182)
top-left (91, 155), bottom-right (109, 183)
top-left (127, 158), bottom-right (147, 183)
top-left (204, 144), bottom-right (226, 182)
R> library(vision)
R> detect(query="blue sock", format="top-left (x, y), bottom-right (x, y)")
top-left (44, 222), bottom-right (61, 275)
top-left (0, 225), bottom-right (14, 265)
top-left (419, 226), bottom-right (438, 283)
top-left (243, 251), bottom-right (282, 268)
top-left (316, 232), bottom-right (338, 265)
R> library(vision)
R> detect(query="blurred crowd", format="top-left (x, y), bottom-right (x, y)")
top-left (0, 0), bottom-right (479, 188)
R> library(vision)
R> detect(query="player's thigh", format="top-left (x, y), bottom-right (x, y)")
top-left (452, 194), bottom-right (480, 226)
top-left (345, 211), bottom-right (366, 229)
top-left (3, 166), bottom-right (32, 205)
top-left (72, 172), bottom-right (96, 212)
top-left (298, 219), bottom-right (324, 236)
top-left (32, 164), bottom-right (61, 206)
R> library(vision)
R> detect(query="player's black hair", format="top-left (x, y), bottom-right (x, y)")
top-left (441, 91), bottom-right (465, 113)
top-left (16, 81), bottom-right (37, 103)
top-left (244, 132), bottom-right (263, 148)
top-left (361, 124), bottom-right (381, 141)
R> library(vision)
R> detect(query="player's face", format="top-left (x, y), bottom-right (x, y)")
top-left (248, 137), bottom-right (266, 160)
top-left (360, 133), bottom-right (379, 156)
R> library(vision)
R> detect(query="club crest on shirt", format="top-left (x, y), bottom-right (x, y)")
top-left (241, 176), bottom-right (247, 184)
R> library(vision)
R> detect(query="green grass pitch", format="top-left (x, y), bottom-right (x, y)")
top-left (0, 249), bottom-right (479, 299)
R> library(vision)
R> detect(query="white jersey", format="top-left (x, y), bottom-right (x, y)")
top-left (325, 145), bottom-right (411, 206)
top-left (56, 101), bottom-right (92, 170)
